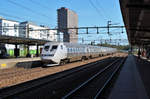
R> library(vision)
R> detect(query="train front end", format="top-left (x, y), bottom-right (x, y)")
top-left (41, 43), bottom-right (60, 66)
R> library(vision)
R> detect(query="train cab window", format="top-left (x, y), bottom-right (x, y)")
top-left (44, 46), bottom-right (50, 51)
top-left (61, 45), bottom-right (63, 49)
top-left (50, 45), bottom-right (58, 51)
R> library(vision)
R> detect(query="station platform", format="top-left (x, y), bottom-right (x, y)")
top-left (0, 57), bottom-right (41, 69)
top-left (108, 55), bottom-right (149, 99)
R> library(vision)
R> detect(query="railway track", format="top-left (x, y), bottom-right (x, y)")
top-left (0, 56), bottom-right (126, 99)
top-left (0, 57), bottom-right (110, 81)
top-left (62, 58), bottom-right (126, 99)
top-left (0, 55), bottom-right (112, 81)
top-left (0, 55), bottom-right (115, 88)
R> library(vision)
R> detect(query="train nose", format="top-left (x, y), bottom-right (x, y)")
top-left (42, 59), bottom-right (57, 64)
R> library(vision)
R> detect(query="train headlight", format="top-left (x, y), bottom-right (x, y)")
top-left (42, 54), bottom-right (54, 56)
top-left (48, 54), bottom-right (54, 56)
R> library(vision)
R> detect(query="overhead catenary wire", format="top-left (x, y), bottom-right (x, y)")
top-left (1, 26), bottom-right (124, 43)
top-left (0, 12), bottom-right (26, 20)
top-left (6, 0), bottom-right (51, 20)
top-left (88, 0), bottom-right (107, 21)
top-left (0, 29), bottom-right (124, 35)
top-left (0, 0), bottom-right (56, 27)
top-left (0, 12), bottom-right (53, 27)
top-left (30, 0), bottom-right (51, 10)
top-left (95, 0), bottom-right (110, 20)
top-left (23, 0), bottom-right (77, 28)
top-left (27, 26), bottom-right (125, 31)
top-left (29, 0), bottom-right (56, 22)
top-left (0, 25), bottom-right (126, 35)
top-left (28, 0), bottom-right (74, 26)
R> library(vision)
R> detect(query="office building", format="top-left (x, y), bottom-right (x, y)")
top-left (57, 7), bottom-right (78, 43)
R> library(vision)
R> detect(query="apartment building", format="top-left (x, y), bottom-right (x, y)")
top-left (0, 17), bottom-right (19, 56)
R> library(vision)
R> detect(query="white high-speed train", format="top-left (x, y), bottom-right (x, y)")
top-left (41, 42), bottom-right (117, 66)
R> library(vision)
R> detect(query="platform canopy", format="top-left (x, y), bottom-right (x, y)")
top-left (120, 0), bottom-right (150, 46)
top-left (0, 35), bottom-right (51, 45)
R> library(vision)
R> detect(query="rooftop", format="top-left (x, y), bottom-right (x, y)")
top-left (0, 16), bottom-right (19, 23)
top-left (120, 0), bottom-right (150, 46)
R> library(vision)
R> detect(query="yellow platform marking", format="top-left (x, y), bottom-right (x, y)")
top-left (1, 64), bottom-right (6, 68)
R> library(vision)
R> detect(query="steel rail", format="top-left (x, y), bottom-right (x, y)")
top-left (94, 58), bottom-right (126, 99)
top-left (62, 58), bottom-right (122, 99)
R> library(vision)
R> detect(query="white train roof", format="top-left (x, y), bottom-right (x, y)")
top-left (45, 42), bottom-right (117, 49)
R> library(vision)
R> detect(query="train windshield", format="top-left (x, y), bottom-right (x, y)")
top-left (44, 46), bottom-right (50, 51)
top-left (50, 45), bottom-right (58, 51)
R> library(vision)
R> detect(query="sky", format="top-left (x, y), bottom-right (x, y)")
top-left (0, 0), bottom-right (128, 45)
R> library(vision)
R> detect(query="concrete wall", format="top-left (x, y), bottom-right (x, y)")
top-left (67, 9), bottom-right (78, 43)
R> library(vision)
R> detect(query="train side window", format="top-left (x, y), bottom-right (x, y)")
top-left (87, 48), bottom-right (89, 52)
